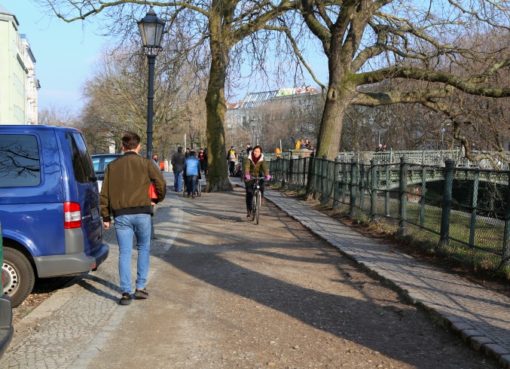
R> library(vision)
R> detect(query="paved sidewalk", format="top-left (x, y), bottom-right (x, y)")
top-left (260, 185), bottom-right (510, 368)
top-left (0, 185), bottom-right (183, 369)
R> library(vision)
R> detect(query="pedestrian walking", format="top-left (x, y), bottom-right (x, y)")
top-left (227, 146), bottom-right (237, 176)
top-left (201, 148), bottom-right (208, 175)
top-left (171, 147), bottom-right (186, 192)
top-left (100, 132), bottom-right (166, 305)
top-left (184, 150), bottom-right (201, 198)
top-left (198, 148), bottom-right (207, 175)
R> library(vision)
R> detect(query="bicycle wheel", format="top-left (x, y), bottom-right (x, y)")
top-left (254, 190), bottom-right (261, 225)
top-left (251, 192), bottom-right (257, 221)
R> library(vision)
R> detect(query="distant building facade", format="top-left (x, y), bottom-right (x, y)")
top-left (226, 87), bottom-right (323, 147)
top-left (0, 6), bottom-right (40, 124)
top-left (226, 87), bottom-right (321, 130)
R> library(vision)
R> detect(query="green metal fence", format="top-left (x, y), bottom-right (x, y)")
top-left (270, 157), bottom-right (510, 271)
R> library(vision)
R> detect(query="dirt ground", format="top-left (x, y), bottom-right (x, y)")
top-left (12, 276), bottom-right (73, 324)
top-left (82, 189), bottom-right (497, 369)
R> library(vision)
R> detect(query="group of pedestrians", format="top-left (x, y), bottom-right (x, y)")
top-left (100, 133), bottom-right (272, 305)
top-left (171, 147), bottom-right (205, 198)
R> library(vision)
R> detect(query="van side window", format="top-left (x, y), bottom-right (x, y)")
top-left (66, 133), bottom-right (95, 183)
top-left (0, 134), bottom-right (41, 187)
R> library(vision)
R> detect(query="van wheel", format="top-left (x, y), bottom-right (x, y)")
top-left (2, 248), bottom-right (35, 308)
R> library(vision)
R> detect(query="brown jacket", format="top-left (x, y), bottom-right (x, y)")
top-left (100, 152), bottom-right (166, 221)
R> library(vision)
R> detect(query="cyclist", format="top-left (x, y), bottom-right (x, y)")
top-left (243, 145), bottom-right (271, 217)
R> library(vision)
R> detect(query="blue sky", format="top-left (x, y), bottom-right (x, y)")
top-left (1, 1), bottom-right (107, 114)
top-left (1, 1), bottom-right (328, 116)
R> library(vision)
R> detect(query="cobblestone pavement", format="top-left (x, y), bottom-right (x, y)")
top-left (0, 175), bottom-right (502, 369)
top-left (261, 185), bottom-right (510, 368)
top-left (0, 186), bottom-right (182, 369)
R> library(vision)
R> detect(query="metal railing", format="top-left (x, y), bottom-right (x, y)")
top-left (335, 149), bottom-right (510, 170)
top-left (270, 157), bottom-right (510, 271)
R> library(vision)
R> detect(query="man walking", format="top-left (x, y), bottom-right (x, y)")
top-left (171, 146), bottom-right (185, 192)
top-left (100, 132), bottom-right (166, 305)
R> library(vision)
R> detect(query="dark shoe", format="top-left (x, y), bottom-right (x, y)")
top-left (246, 211), bottom-right (252, 218)
top-left (119, 293), bottom-right (132, 305)
top-left (134, 288), bottom-right (149, 300)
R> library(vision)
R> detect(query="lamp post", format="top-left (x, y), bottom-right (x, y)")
top-left (440, 121), bottom-right (451, 150)
top-left (138, 7), bottom-right (165, 159)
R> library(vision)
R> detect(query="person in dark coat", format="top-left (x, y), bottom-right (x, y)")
top-left (171, 147), bottom-right (185, 192)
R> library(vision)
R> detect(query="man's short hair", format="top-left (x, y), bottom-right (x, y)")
top-left (122, 132), bottom-right (141, 150)
top-left (177, 146), bottom-right (183, 153)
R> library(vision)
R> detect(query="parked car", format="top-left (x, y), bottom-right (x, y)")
top-left (91, 153), bottom-right (122, 191)
top-left (0, 222), bottom-right (13, 358)
top-left (0, 125), bottom-right (109, 307)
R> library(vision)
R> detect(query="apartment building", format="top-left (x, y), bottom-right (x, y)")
top-left (0, 6), bottom-right (40, 124)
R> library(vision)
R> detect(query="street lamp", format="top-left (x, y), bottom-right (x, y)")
top-left (440, 121), bottom-right (451, 150)
top-left (138, 6), bottom-right (165, 159)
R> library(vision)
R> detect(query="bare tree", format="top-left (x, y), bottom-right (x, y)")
top-left (38, 106), bottom-right (77, 127)
top-left (78, 44), bottom-right (208, 156)
top-left (43, 0), bottom-right (296, 191)
top-left (282, 0), bottom-right (510, 159)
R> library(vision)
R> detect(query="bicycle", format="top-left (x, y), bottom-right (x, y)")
top-left (250, 177), bottom-right (264, 225)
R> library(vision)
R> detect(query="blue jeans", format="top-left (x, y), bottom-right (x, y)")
top-left (174, 170), bottom-right (183, 192)
top-left (186, 175), bottom-right (197, 195)
top-left (114, 214), bottom-right (152, 294)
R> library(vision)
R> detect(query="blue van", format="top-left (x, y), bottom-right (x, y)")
top-left (0, 125), bottom-right (109, 307)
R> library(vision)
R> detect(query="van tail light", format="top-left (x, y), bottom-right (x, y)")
top-left (64, 202), bottom-right (82, 229)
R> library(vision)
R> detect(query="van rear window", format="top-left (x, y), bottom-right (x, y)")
top-left (0, 134), bottom-right (41, 187)
top-left (66, 133), bottom-right (95, 183)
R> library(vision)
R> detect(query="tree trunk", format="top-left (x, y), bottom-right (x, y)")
top-left (205, 25), bottom-right (232, 192)
top-left (315, 84), bottom-right (352, 159)
top-left (306, 70), bottom-right (354, 197)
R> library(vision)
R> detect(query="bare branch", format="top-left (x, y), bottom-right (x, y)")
top-left (356, 64), bottom-right (510, 98)
top-left (264, 25), bottom-right (327, 89)
top-left (47, 0), bottom-right (210, 21)
top-left (351, 87), bottom-right (454, 106)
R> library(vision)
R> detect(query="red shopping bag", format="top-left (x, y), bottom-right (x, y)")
top-left (149, 183), bottom-right (158, 200)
